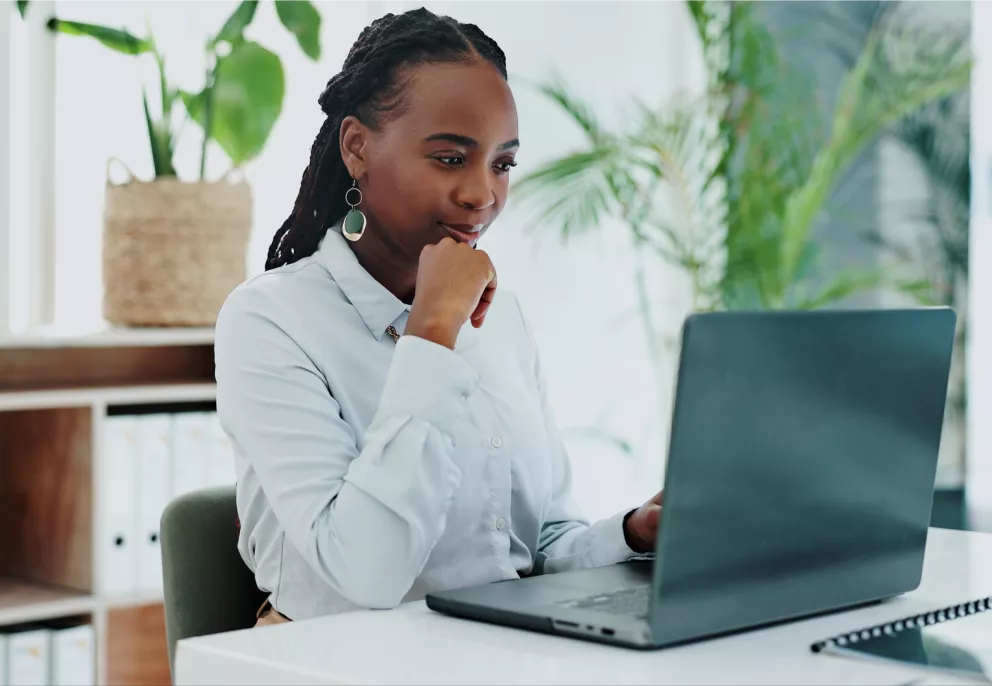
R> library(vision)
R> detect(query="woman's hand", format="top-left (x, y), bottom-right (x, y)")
top-left (406, 237), bottom-right (498, 350)
top-left (623, 490), bottom-right (664, 553)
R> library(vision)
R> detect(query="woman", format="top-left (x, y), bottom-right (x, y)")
top-left (215, 7), bottom-right (663, 628)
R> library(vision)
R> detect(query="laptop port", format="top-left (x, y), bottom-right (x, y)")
top-left (601, 628), bottom-right (615, 636)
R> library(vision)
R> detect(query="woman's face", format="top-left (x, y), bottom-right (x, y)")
top-left (341, 60), bottom-right (519, 262)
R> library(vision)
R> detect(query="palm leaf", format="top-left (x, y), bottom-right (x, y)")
top-left (513, 148), bottom-right (624, 242)
top-left (531, 77), bottom-right (606, 146)
top-left (793, 268), bottom-right (935, 311)
top-left (777, 25), bottom-right (971, 301)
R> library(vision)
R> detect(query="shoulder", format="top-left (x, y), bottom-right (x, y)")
top-left (219, 257), bottom-right (321, 314)
top-left (215, 257), bottom-right (345, 356)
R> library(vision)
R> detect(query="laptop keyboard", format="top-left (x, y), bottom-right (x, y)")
top-left (557, 585), bottom-right (652, 619)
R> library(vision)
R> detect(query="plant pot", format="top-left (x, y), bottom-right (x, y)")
top-left (102, 171), bottom-right (252, 327)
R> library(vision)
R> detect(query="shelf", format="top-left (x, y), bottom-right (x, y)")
top-left (0, 578), bottom-right (98, 627)
top-left (0, 332), bottom-right (205, 685)
top-left (0, 324), bottom-right (215, 349)
top-left (0, 382), bottom-right (217, 411)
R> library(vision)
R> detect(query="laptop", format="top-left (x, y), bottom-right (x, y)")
top-left (426, 308), bottom-right (957, 649)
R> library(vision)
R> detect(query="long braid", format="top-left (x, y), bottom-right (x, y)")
top-left (265, 8), bottom-right (508, 271)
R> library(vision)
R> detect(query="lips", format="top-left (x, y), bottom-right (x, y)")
top-left (439, 222), bottom-right (484, 244)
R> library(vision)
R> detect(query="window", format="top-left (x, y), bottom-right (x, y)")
top-left (2, 2), bottom-right (55, 334)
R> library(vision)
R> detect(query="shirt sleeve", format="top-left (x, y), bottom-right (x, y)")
top-left (510, 296), bottom-right (640, 575)
top-left (215, 284), bottom-right (479, 609)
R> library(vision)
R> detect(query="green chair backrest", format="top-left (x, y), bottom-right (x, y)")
top-left (160, 486), bottom-right (267, 682)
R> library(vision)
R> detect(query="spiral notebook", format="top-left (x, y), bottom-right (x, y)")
top-left (811, 596), bottom-right (992, 683)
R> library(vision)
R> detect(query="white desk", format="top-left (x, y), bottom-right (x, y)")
top-left (175, 528), bottom-right (992, 685)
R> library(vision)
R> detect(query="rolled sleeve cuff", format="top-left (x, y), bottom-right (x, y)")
top-left (596, 510), bottom-right (642, 567)
top-left (379, 334), bottom-right (480, 435)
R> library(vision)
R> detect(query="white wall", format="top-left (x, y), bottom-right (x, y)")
top-left (5, 3), bottom-right (34, 332)
top-left (968, 1), bottom-right (992, 521)
top-left (52, 1), bottom-right (702, 520)
top-left (1, 3), bottom-right (11, 334)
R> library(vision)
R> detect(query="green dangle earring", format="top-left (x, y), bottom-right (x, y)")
top-left (342, 179), bottom-right (367, 242)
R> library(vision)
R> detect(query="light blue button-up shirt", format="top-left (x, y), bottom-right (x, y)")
top-left (215, 224), bottom-right (638, 621)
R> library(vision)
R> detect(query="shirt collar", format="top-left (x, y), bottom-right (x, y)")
top-left (315, 222), bottom-right (411, 341)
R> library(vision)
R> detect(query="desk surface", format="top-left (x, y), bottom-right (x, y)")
top-left (176, 528), bottom-right (992, 686)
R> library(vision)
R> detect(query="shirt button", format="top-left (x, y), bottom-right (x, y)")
top-left (490, 436), bottom-right (503, 449)
top-left (495, 517), bottom-right (506, 531)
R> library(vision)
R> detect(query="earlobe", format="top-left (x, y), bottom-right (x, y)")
top-left (339, 115), bottom-right (368, 179)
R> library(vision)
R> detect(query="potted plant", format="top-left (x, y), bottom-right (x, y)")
top-left (18, 0), bottom-right (322, 326)
top-left (513, 0), bottom-right (969, 392)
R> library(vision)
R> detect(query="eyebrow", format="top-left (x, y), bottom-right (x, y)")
top-left (424, 133), bottom-right (520, 151)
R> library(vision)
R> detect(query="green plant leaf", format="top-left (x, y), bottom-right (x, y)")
top-left (143, 88), bottom-right (176, 177)
top-left (16, 1), bottom-right (29, 19)
top-left (792, 268), bottom-right (935, 311)
top-left (183, 41), bottom-right (284, 166)
top-left (143, 90), bottom-right (161, 175)
top-left (213, 0), bottom-right (258, 48)
top-left (532, 78), bottom-right (604, 146)
top-left (513, 148), bottom-right (620, 242)
top-left (179, 90), bottom-right (202, 114)
top-left (275, 0), bottom-right (321, 60)
top-left (46, 19), bottom-right (152, 55)
top-left (777, 23), bottom-right (971, 293)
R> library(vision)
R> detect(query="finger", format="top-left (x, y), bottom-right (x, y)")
top-left (470, 289), bottom-right (493, 325)
top-left (470, 260), bottom-right (498, 327)
top-left (481, 257), bottom-right (498, 299)
top-left (471, 306), bottom-right (489, 328)
top-left (644, 504), bottom-right (662, 530)
top-left (650, 490), bottom-right (664, 506)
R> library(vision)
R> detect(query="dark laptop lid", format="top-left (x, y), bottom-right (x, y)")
top-left (649, 308), bottom-right (956, 646)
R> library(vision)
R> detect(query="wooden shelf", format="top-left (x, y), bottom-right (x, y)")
top-left (0, 325), bottom-right (215, 349)
top-left (0, 578), bottom-right (97, 626)
top-left (0, 331), bottom-right (205, 683)
top-left (0, 382), bottom-right (217, 411)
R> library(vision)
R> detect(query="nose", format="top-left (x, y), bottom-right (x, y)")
top-left (453, 164), bottom-right (496, 211)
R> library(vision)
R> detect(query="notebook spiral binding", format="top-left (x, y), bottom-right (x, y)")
top-left (811, 596), bottom-right (992, 653)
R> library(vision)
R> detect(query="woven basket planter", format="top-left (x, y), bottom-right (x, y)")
top-left (103, 174), bottom-right (252, 327)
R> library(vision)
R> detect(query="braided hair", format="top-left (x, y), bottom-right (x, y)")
top-left (264, 8), bottom-right (508, 271)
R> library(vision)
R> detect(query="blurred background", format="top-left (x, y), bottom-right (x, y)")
top-left (0, 1), bottom-right (989, 684)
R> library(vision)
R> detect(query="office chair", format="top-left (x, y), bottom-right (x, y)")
top-left (160, 485), bottom-right (267, 682)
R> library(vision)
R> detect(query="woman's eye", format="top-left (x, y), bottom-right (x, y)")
top-left (436, 155), bottom-right (464, 167)
top-left (494, 160), bottom-right (518, 174)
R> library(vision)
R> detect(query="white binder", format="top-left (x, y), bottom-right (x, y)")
top-left (207, 412), bottom-right (236, 488)
top-left (6, 629), bottom-right (50, 686)
top-left (0, 632), bottom-right (8, 686)
top-left (136, 413), bottom-right (172, 594)
top-left (171, 412), bottom-right (211, 496)
top-left (98, 415), bottom-right (139, 595)
top-left (50, 624), bottom-right (94, 686)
